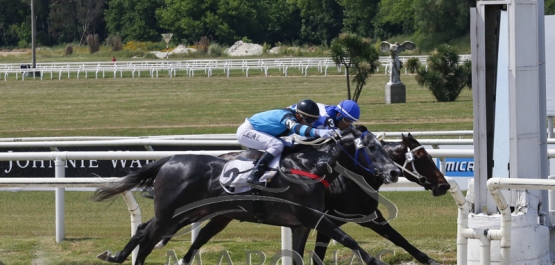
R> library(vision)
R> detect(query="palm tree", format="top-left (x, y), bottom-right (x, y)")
top-left (330, 33), bottom-right (380, 102)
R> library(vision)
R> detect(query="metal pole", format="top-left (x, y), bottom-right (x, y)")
top-left (166, 44), bottom-right (169, 61)
top-left (55, 157), bottom-right (65, 243)
top-left (31, 0), bottom-right (36, 69)
top-left (549, 116), bottom-right (554, 138)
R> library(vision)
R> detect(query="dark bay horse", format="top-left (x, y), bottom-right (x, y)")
top-left (92, 127), bottom-right (401, 265)
top-left (154, 128), bottom-right (450, 265)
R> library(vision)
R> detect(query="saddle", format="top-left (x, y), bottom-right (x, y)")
top-left (218, 151), bottom-right (280, 194)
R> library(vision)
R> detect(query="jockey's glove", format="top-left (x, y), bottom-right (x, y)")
top-left (317, 129), bottom-right (335, 139)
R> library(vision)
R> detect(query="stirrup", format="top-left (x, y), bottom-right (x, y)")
top-left (247, 178), bottom-right (265, 187)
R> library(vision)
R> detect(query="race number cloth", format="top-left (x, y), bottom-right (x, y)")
top-left (219, 156), bottom-right (279, 194)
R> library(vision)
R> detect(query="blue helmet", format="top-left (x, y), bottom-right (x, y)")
top-left (335, 100), bottom-right (360, 122)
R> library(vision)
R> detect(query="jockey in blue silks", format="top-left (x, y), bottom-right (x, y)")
top-left (313, 99), bottom-right (361, 130)
top-left (236, 99), bottom-right (336, 186)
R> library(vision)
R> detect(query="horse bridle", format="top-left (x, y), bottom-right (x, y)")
top-left (395, 145), bottom-right (432, 187)
top-left (293, 130), bottom-right (377, 175)
top-left (334, 130), bottom-right (376, 175)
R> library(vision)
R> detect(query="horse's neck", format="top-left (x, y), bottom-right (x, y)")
top-left (284, 143), bottom-right (341, 178)
top-left (383, 141), bottom-right (406, 165)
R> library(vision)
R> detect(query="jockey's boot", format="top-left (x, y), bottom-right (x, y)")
top-left (247, 152), bottom-right (275, 186)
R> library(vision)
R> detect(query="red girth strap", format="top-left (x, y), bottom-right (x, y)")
top-left (290, 169), bottom-right (329, 188)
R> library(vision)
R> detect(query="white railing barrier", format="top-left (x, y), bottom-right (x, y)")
top-left (0, 55), bottom-right (473, 81)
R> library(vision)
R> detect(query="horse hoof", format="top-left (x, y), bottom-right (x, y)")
top-left (97, 251), bottom-right (112, 262)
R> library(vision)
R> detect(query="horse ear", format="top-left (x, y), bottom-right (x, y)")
top-left (408, 132), bottom-right (413, 138)
top-left (355, 124), bottom-right (368, 132)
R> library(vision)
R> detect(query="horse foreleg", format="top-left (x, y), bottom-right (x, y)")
top-left (181, 216), bottom-right (233, 264)
top-left (312, 231), bottom-right (333, 264)
top-left (362, 210), bottom-right (441, 265)
top-left (299, 215), bottom-right (385, 265)
top-left (97, 220), bottom-right (153, 263)
top-left (290, 226), bottom-right (310, 265)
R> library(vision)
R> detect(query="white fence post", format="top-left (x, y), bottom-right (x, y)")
top-left (55, 156), bottom-right (65, 243)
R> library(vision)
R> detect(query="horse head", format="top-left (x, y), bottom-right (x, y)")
top-left (328, 126), bottom-right (401, 185)
top-left (280, 126), bottom-right (400, 188)
top-left (397, 133), bottom-right (450, 196)
top-left (353, 125), bottom-right (450, 196)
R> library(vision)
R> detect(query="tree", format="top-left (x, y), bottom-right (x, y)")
top-left (105, 0), bottom-right (163, 42)
top-left (48, 0), bottom-right (106, 45)
top-left (260, 0), bottom-right (301, 45)
top-left (339, 0), bottom-right (380, 38)
top-left (0, 0), bottom-right (29, 46)
top-left (157, 0), bottom-right (274, 45)
top-left (412, 0), bottom-right (472, 50)
top-left (294, 0), bottom-right (343, 45)
top-left (76, 0), bottom-right (105, 46)
top-left (330, 33), bottom-right (379, 102)
top-left (373, 0), bottom-right (415, 39)
top-left (415, 44), bottom-right (471, 102)
top-left (546, 0), bottom-right (555, 15)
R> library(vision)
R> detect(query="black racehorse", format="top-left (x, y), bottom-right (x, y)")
top-left (92, 126), bottom-right (401, 265)
top-left (153, 126), bottom-right (450, 265)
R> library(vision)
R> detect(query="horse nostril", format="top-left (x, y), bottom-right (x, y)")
top-left (439, 183), bottom-right (450, 191)
top-left (391, 169), bottom-right (401, 178)
top-left (388, 170), bottom-right (400, 183)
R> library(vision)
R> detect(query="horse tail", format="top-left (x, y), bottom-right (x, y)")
top-left (91, 156), bottom-right (172, 201)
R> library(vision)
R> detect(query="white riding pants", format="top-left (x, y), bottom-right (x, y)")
top-left (236, 119), bottom-right (284, 157)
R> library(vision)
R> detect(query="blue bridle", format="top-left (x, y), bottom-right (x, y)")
top-left (337, 131), bottom-right (375, 174)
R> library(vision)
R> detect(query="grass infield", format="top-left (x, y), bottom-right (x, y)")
top-left (0, 71), bottom-right (470, 264)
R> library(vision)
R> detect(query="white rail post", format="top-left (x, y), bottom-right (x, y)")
top-left (191, 222), bottom-right (199, 243)
top-left (54, 156), bottom-right (65, 243)
top-left (121, 191), bottom-right (141, 265)
top-left (281, 227), bottom-right (292, 265)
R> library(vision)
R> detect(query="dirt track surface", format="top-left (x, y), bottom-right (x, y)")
top-left (0, 49), bottom-right (30, 57)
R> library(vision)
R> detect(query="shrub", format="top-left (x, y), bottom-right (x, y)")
top-left (208, 43), bottom-right (225, 57)
top-left (195, 36), bottom-right (210, 54)
top-left (262, 42), bottom-right (270, 54)
top-left (86, 34), bottom-right (100, 54)
top-left (106, 34), bottom-right (123, 51)
top-left (406, 57), bottom-right (421, 74)
top-left (415, 44), bottom-right (472, 102)
top-left (143, 52), bottom-right (158, 59)
top-left (65, 45), bottom-right (73, 55)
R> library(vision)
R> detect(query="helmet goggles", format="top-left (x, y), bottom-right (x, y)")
top-left (299, 114), bottom-right (318, 124)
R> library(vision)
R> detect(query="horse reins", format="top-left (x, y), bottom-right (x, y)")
top-left (334, 131), bottom-right (376, 175)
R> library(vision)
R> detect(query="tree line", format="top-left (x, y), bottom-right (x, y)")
top-left (1, 0), bottom-right (554, 50)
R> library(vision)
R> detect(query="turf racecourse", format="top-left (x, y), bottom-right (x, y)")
top-left (0, 71), bottom-right (470, 264)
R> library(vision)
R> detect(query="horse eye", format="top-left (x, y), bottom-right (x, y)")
top-left (368, 145), bottom-right (376, 151)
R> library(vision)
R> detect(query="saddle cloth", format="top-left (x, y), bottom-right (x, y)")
top-left (219, 156), bottom-right (280, 194)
